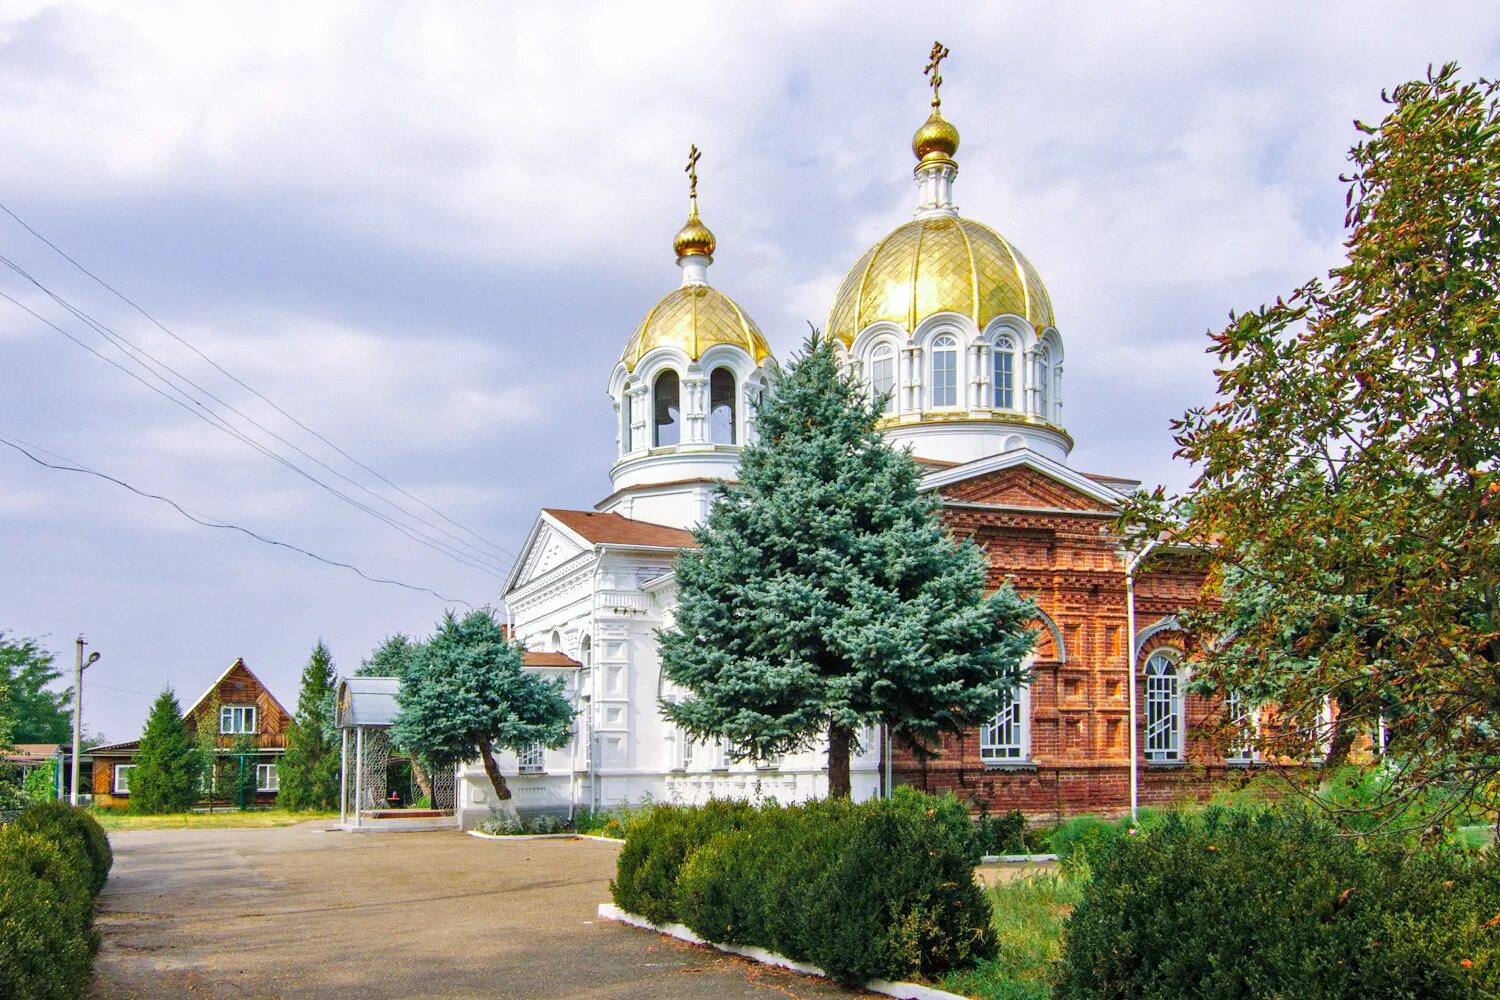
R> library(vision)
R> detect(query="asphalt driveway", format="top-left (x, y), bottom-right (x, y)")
top-left (91, 823), bottom-right (855, 999)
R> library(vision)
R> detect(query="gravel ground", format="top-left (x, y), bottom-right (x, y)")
top-left (90, 822), bottom-right (856, 999)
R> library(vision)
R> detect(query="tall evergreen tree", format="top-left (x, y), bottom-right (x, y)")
top-left (392, 610), bottom-right (572, 821)
top-left (131, 689), bottom-right (202, 814)
top-left (278, 640), bottom-right (340, 811)
top-left (660, 331), bottom-right (1038, 797)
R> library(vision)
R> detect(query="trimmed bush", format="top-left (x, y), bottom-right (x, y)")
top-left (11, 800), bottom-right (113, 894)
top-left (0, 825), bottom-right (99, 1000)
top-left (1058, 808), bottom-right (1500, 999)
top-left (619, 789), bottom-right (995, 986)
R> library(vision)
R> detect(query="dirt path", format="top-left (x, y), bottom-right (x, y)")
top-left (91, 822), bottom-right (855, 999)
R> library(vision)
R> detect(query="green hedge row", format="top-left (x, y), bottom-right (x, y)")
top-left (610, 789), bottom-right (994, 986)
top-left (1059, 808), bottom-right (1500, 999)
top-left (0, 801), bottom-right (113, 1000)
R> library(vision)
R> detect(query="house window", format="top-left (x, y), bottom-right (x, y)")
top-left (980, 683), bottom-right (1029, 762)
top-left (710, 367), bottom-right (736, 444)
top-left (679, 733), bottom-right (695, 771)
top-left (870, 344), bottom-right (896, 414)
top-left (1144, 652), bottom-right (1183, 762)
top-left (931, 334), bottom-right (958, 408)
top-left (992, 335), bottom-right (1016, 409)
top-left (517, 743), bottom-right (544, 773)
top-left (580, 635), bottom-right (592, 670)
top-left (1225, 691), bottom-right (1255, 763)
top-left (653, 370), bottom-right (681, 446)
top-left (255, 763), bottom-right (279, 792)
top-left (114, 764), bottom-right (134, 794)
top-left (220, 705), bottom-right (257, 735)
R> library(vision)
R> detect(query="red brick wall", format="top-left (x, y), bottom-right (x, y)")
top-left (893, 465), bottom-right (1254, 822)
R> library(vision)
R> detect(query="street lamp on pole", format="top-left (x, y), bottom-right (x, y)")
top-left (70, 636), bottom-right (101, 807)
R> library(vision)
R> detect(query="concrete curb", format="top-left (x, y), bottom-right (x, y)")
top-left (466, 830), bottom-right (626, 844)
top-left (597, 903), bottom-right (967, 1000)
top-left (980, 853), bottom-right (1058, 863)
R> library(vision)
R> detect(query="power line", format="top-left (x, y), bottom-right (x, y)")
top-left (0, 199), bottom-right (514, 563)
top-left (0, 285), bottom-right (512, 579)
top-left (0, 253), bottom-right (516, 573)
top-left (0, 433), bottom-right (476, 608)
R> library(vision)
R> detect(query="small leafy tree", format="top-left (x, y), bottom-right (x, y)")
top-left (392, 610), bottom-right (572, 820)
top-left (1123, 65), bottom-right (1500, 833)
top-left (278, 640), bottom-right (340, 810)
top-left (660, 331), bottom-right (1038, 797)
top-left (21, 760), bottom-right (57, 803)
top-left (0, 632), bottom-right (71, 744)
top-left (131, 689), bottom-right (203, 814)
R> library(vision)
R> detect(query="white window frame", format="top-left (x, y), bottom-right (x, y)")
top-left (114, 763), bottom-right (134, 794)
top-left (870, 343), bottom-right (897, 414)
top-left (517, 743), bottom-right (545, 773)
top-left (992, 335), bottom-right (1016, 410)
top-left (255, 762), bottom-right (279, 792)
top-left (220, 704), bottom-right (257, 735)
top-left (1224, 691), bottom-right (1257, 764)
top-left (980, 682), bottom-right (1030, 762)
top-left (1144, 652), bottom-right (1184, 762)
top-left (678, 731), bottom-right (695, 771)
top-left (930, 334), bottom-right (959, 408)
top-left (1036, 345), bottom-right (1052, 419)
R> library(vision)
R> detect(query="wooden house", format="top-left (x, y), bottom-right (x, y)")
top-left (90, 658), bottom-right (293, 809)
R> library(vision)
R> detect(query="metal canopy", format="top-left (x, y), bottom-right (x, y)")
top-left (336, 676), bottom-right (400, 730)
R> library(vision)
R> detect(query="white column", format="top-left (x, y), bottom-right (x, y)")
top-left (353, 727), bottom-right (364, 828)
top-left (339, 728), bottom-right (348, 826)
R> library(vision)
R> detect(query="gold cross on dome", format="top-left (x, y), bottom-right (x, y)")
top-left (925, 41), bottom-right (950, 109)
top-left (686, 144), bottom-right (702, 208)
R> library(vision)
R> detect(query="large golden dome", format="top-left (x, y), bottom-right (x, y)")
top-left (826, 215), bottom-right (1054, 346)
top-left (620, 283), bottom-right (772, 372)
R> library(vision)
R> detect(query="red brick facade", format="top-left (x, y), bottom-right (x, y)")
top-left (894, 462), bottom-right (1256, 822)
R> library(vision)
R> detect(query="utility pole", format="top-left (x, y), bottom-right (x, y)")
top-left (1122, 539), bottom-right (1159, 824)
top-left (70, 636), bottom-right (101, 806)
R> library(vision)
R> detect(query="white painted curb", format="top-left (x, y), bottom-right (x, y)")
top-left (466, 830), bottom-right (626, 844)
top-left (980, 853), bottom-right (1058, 863)
top-left (597, 903), bottom-right (968, 1000)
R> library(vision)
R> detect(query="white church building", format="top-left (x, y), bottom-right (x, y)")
top-left (456, 56), bottom-right (1086, 829)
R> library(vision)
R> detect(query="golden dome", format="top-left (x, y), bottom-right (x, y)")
top-left (672, 209), bottom-right (716, 258)
top-left (621, 283), bottom-right (771, 372)
top-left (912, 109), bottom-right (960, 163)
top-left (826, 214), bottom-right (1054, 346)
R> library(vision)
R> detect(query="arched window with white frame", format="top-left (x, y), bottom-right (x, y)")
top-left (992, 334), bottom-right (1017, 410)
top-left (1225, 690), bottom-right (1255, 764)
top-left (980, 681), bottom-right (1030, 762)
top-left (870, 343), bottom-right (897, 414)
top-left (709, 367), bottom-right (736, 444)
top-left (1036, 345), bottom-right (1052, 419)
top-left (653, 370), bottom-right (681, 446)
top-left (1144, 652), bottom-right (1184, 762)
top-left (931, 334), bottom-right (959, 408)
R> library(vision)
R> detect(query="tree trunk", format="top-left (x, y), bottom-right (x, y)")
top-left (827, 722), bottom-right (853, 799)
top-left (476, 737), bottom-right (519, 822)
top-left (411, 757), bottom-right (434, 804)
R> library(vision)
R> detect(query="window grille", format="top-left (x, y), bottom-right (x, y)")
top-left (980, 684), bottom-right (1028, 761)
top-left (517, 743), bottom-right (545, 773)
top-left (1144, 653), bottom-right (1182, 761)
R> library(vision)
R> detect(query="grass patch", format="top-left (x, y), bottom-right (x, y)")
top-left (91, 809), bottom-right (336, 832)
top-left (939, 865), bottom-right (1083, 1000)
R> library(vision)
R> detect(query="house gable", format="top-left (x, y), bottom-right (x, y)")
top-left (920, 449), bottom-right (1126, 513)
top-left (183, 658), bottom-right (293, 751)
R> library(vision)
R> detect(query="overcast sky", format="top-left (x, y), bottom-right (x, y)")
top-left (3, 2), bottom-right (1497, 742)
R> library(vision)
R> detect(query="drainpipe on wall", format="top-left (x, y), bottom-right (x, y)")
top-left (1123, 538), bottom-right (1159, 824)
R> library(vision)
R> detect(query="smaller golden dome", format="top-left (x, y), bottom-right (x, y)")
top-left (912, 109), bottom-right (960, 164)
top-left (673, 208), bottom-right (716, 259)
top-left (621, 283), bottom-right (771, 372)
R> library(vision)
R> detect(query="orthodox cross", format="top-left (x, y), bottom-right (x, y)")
top-left (686, 144), bottom-right (701, 212)
top-left (925, 41), bottom-right (949, 110)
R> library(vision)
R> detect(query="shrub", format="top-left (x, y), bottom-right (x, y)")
top-left (975, 804), bottom-right (1027, 855)
top-left (1058, 808), bottom-right (1500, 999)
top-left (0, 824), bottom-right (99, 1000)
top-left (610, 800), bottom-right (756, 925)
top-left (11, 801), bottom-right (113, 894)
top-left (626, 789), bottom-right (995, 986)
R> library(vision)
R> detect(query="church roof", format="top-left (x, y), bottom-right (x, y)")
top-left (542, 508), bottom-right (698, 549)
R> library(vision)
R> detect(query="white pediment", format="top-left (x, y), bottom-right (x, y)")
top-left (508, 517), bottom-right (590, 594)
